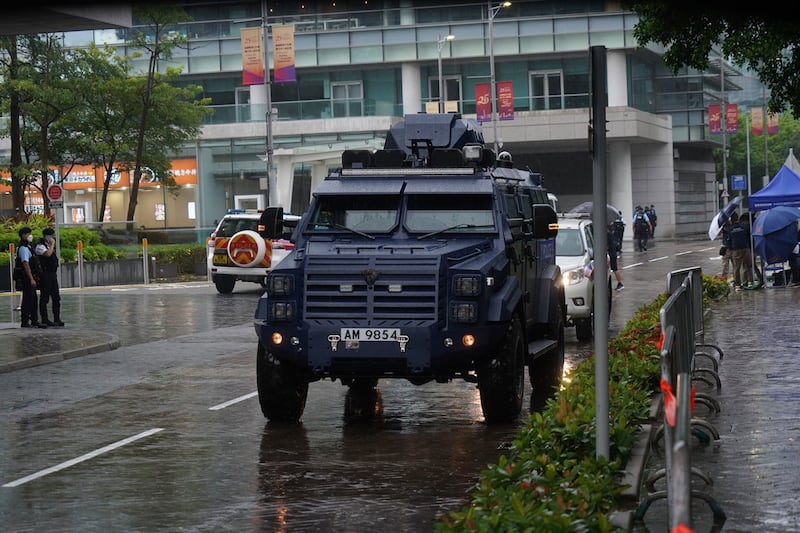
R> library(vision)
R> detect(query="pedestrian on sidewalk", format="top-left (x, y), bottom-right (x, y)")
top-left (788, 227), bottom-right (800, 287)
top-left (35, 227), bottom-right (64, 326)
top-left (15, 227), bottom-right (45, 328)
top-left (729, 213), bottom-right (752, 291)
top-left (720, 217), bottom-right (734, 282)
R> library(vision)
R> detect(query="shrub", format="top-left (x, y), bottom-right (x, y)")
top-left (436, 275), bottom-right (726, 531)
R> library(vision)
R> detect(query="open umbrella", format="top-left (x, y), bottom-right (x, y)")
top-left (708, 196), bottom-right (743, 240)
top-left (567, 201), bottom-right (622, 222)
top-left (752, 206), bottom-right (800, 264)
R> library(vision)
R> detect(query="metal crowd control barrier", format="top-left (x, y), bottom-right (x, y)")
top-left (667, 266), bottom-right (725, 366)
top-left (666, 267), bottom-right (723, 415)
top-left (636, 272), bottom-right (726, 527)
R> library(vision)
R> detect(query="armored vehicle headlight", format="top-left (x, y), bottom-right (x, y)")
top-left (450, 301), bottom-right (478, 323)
top-left (271, 302), bottom-right (295, 321)
top-left (269, 274), bottom-right (294, 295)
top-left (453, 274), bottom-right (482, 296)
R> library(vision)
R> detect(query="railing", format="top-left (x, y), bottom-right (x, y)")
top-left (204, 95), bottom-right (591, 126)
top-left (634, 268), bottom-right (727, 528)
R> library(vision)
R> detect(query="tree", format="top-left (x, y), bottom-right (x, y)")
top-left (124, 4), bottom-right (210, 230)
top-left (624, 3), bottom-right (800, 116)
top-left (0, 36), bottom-right (37, 217)
top-left (16, 34), bottom-right (83, 212)
top-left (69, 44), bottom-right (140, 222)
top-left (721, 113), bottom-right (800, 193)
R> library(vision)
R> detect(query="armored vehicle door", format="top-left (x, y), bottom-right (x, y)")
top-left (502, 189), bottom-right (535, 319)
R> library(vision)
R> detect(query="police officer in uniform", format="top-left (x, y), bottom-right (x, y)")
top-left (35, 227), bottom-right (64, 327)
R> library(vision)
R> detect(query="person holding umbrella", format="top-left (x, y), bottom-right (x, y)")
top-left (729, 212), bottom-right (752, 291)
top-left (789, 230), bottom-right (800, 287)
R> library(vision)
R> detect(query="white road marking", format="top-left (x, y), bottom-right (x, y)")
top-left (622, 263), bottom-right (643, 269)
top-left (649, 256), bottom-right (669, 262)
top-left (209, 391), bottom-right (258, 411)
top-left (675, 250), bottom-right (693, 256)
top-left (2, 428), bottom-right (164, 488)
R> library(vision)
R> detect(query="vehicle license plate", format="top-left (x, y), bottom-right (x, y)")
top-left (339, 328), bottom-right (401, 341)
top-left (213, 254), bottom-right (228, 265)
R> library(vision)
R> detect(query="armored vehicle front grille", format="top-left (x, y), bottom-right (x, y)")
top-left (304, 256), bottom-right (440, 323)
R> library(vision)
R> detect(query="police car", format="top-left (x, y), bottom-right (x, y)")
top-left (207, 209), bottom-right (299, 293)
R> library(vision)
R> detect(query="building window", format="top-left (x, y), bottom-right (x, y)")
top-left (331, 81), bottom-right (363, 117)
top-left (428, 75), bottom-right (462, 111)
top-left (529, 70), bottom-right (564, 110)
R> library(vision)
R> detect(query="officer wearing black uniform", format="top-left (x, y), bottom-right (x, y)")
top-left (35, 227), bottom-right (64, 327)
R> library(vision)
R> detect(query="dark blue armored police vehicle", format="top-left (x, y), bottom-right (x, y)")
top-left (254, 113), bottom-right (565, 424)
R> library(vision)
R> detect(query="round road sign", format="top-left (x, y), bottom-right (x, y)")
top-left (46, 183), bottom-right (64, 202)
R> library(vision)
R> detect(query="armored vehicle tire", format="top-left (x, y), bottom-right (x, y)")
top-left (477, 316), bottom-right (525, 424)
top-left (256, 343), bottom-right (308, 422)
top-left (530, 305), bottom-right (565, 405)
top-left (344, 378), bottom-right (383, 421)
top-left (213, 275), bottom-right (236, 294)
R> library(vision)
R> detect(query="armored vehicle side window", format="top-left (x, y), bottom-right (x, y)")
top-left (309, 194), bottom-right (399, 232)
top-left (405, 194), bottom-right (494, 232)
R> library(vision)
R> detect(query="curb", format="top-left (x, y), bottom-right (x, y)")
top-left (613, 396), bottom-right (663, 531)
top-left (0, 335), bottom-right (120, 374)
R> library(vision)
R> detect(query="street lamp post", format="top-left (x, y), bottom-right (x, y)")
top-left (488, 1), bottom-right (511, 154)
top-left (437, 34), bottom-right (454, 113)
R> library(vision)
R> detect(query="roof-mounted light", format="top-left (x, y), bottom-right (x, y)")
top-left (463, 144), bottom-right (483, 162)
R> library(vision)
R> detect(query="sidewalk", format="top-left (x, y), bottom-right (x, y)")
top-left (632, 282), bottom-right (800, 531)
top-left (0, 322), bottom-right (119, 374)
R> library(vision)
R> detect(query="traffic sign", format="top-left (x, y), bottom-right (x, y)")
top-left (731, 175), bottom-right (747, 191)
top-left (46, 183), bottom-right (64, 202)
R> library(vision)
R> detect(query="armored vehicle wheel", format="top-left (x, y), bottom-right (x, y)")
top-left (530, 305), bottom-right (565, 408)
top-left (213, 275), bottom-right (236, 294)
top-left (344, 378), bottom-right (383, 421)
top-left (478, 316), bottom-right (525, 424)
top-left (256, 342), bottom-right (308, 422)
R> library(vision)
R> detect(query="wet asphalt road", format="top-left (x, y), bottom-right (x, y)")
top-left (0, 239), bottom-right (730, 531)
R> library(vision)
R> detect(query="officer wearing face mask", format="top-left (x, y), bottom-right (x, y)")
top-left (35, 227), bottom-right (64, 327)
top-left (16, 227), bottom-right (45, 328)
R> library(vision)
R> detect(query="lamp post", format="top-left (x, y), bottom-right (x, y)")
top-left (437, 34), bottom-right (454, 113)
top-left (262, 0), bottom-right (274, 206)
top-left (488, 1), bottom-right (511, 154)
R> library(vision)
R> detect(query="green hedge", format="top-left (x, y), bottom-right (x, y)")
top-left (1, 216), bottom-right (206, 272)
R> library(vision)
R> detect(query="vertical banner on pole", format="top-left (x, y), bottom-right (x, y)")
top-left (497, 81), bottom-right (514, 120)
top-left (241, 27), bottom-right (264, 86)
top-left (708, 104), bottom-right (721, 134)
top-left (768, 111), bottom-right (780, 135)
top-left (751, 108), bottom-right (763, 136)
top-left (725, 103), bottom-right (738, 133)
top-left (475, 83), bottom-right (490, 123)
top-left (273, 24), bottom-right (296, 83)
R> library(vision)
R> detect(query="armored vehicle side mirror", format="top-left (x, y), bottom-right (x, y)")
top-left (259, 207), bottom-right (284, 239)
top-left (531, 204), bottom-right (558, 239)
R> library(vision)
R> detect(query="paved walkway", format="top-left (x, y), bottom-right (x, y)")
top-left (0, 322), bottom-right (119, 373)
top-left (631, 282), bottom-right (800, 532)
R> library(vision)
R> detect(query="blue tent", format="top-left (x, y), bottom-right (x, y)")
top-left (748, 164), bottom-right (800, 211)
